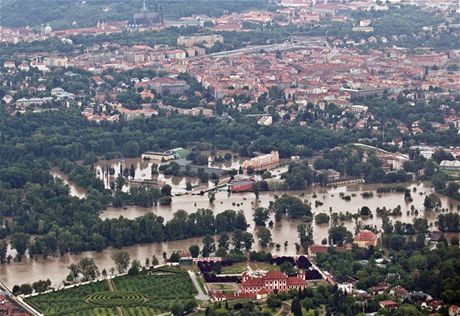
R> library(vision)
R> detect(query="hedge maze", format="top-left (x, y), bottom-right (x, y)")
top-left (85, 291), bottom-right (149, 307)
top-left (25, 267), bottom-right (197, 316)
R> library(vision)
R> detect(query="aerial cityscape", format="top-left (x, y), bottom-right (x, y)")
top-left (0, 0), bottom-right (459, 315)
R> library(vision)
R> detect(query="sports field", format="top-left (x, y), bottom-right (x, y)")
top-left (25, 267), bottom-right (197, 316)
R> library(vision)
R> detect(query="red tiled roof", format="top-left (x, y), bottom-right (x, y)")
top-left (241, 277), bottom-right (265, 286)
top-left (392, 286), bottom-right (408, 296)
top-left (241, 271), bottom-right (307, 288)
top-left (380, 300), bottom-right (398, 307)
top-left (264, 270), bottom-right (287, 279)
top-left (287, 277), bottom-right (307, 285)
top-left (354, 230), bottom-right (376, 243)
top-left (370, 284), bottom-right (388, 293)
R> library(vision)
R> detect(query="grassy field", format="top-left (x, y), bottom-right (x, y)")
top-left (25, 267), bottom-right (197, 316)
top-left (445, 170), bottom-right (460, 177)
top-left (353, 143), bottom-right (378, 152)
top-left (220, 262), bottom-right (280, 275)
top-left (249, 262), bottom-right (280, 271)
top-left (220, 262), bottom-right (249, 274)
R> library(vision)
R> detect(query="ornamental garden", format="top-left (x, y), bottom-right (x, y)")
top-left (25, 267), bottom-right (197, 316)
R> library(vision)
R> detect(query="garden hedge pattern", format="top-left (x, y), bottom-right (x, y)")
top-left (25, 267), bottom-right (197, 316)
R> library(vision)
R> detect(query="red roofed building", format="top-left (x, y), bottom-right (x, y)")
top-left (354, 230), bottom-right (378, 248)
top-left (311, 3), bottom-right (348, 17)
top-left (390, 286), bottom-right (410, 301)
top-left (240, 270), bottom-right (307, 294)
top-left (379, 300), bottom-right (399, 309)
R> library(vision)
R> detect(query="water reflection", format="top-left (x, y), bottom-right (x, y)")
top-left (95, 157), bottom-right (209, 194)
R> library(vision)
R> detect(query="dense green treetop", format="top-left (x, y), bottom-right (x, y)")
top-left (0, 0), bottom-right (274, 29)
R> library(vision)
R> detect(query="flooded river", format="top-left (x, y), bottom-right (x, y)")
top-left (94, 155), bottom-right (245, 194)
top-left (1, 180), bottom-right (459, 289)
top-left (51, 169), bottom-right (87, 199)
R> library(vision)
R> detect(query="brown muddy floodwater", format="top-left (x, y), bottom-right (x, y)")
top-left (51, 169), bottom-right (87, 199)
top-left (1, 181), bottom-right (459, 289)
top-left (94, 156), bottom-right (245, 194)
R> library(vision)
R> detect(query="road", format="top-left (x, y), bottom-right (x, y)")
top-left (188, 271), bottom-right (210, 301)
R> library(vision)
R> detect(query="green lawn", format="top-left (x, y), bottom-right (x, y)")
top-left (220, 262), bottom-right (280, 275)
top-left (353, 143), bottom-right (378, 152)
top-left (445, 170), bottom-right (460, 177)
top-left (25, 267), bottom-right (197, 316)
top-left (196, 275), bottom-right (207, 294)
top-left (220, 262), bottom-right (249, 274)
top-left (250, 262), bottom-right (280, 271)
